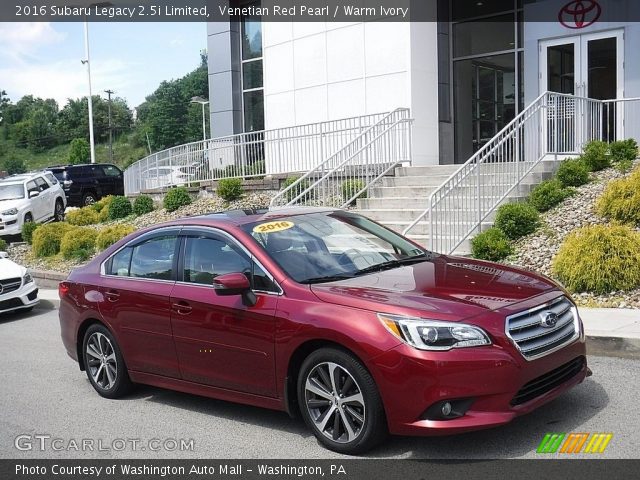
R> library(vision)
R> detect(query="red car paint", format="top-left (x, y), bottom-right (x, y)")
top-left (59, 208), bottom-right (587, 437)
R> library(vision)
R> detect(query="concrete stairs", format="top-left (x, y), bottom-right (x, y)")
top-left (355, 160), bottom-right (561, 254)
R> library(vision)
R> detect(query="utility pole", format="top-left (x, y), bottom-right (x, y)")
top-left (104, 89), bottom-right (114, 163)
top-left (82, 21), bottom-right (96, 164)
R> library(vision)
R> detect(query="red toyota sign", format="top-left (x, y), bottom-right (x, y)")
top-left (558, 0), bottom-right (602, 28)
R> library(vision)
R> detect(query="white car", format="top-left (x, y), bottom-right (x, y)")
top-left (0, 251), bottom-right (38, 314)
top-left (0, 171), bottom-right (67, 237)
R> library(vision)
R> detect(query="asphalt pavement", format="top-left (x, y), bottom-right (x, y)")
top-left (1, 303), bottom-right (638, 459)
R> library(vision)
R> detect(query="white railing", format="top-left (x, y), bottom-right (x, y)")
top-left (269, 108), bottom-right (412, 208)
top-left (403, 92), bottom-right (616, 254)
top-left (124, 112), bottom-right (390, 195)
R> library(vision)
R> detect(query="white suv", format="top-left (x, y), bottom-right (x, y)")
top-left (0, 171), bottom-right (67, 237)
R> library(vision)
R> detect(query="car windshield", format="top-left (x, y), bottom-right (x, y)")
top-left (0, 184), bottom-right (25, 201)
top-left (243, 211), bottom-right (432, 284)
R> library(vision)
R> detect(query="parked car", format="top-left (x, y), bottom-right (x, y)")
top-left (142, 165), bottom-right (197, 190)
top-left (0, 251), bottom-right (38, 314)
top-left (0, 171), bottom-right (66, 237)
top-left (59, 208), bottom-right (588, 454)
top-left (48, 164), bottom-right (124, 207)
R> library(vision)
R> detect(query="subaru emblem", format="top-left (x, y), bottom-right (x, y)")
top-left (540, 311), bottom-right (559, 328)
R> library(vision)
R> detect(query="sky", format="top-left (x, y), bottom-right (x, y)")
top-left (0, 22), bottom-right (208, 110)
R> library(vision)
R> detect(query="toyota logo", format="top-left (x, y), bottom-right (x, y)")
top-left (540, 311), bottom-right (559, 329)
top-left (558, 0), bottom-right (602, 29)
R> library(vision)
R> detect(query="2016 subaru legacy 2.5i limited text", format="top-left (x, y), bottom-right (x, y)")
top-left (58, 207), bottom-right (589, 454)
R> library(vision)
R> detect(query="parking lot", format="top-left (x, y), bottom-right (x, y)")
top-left (1, 302), bottom-right (639, 460)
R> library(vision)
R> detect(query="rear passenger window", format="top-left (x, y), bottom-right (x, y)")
top-left (102, 165), bottom-right (122, 177)
top-left (45, 173), bottom-right (58, 185)
top-left (129, 236), bottom-right (178, 280)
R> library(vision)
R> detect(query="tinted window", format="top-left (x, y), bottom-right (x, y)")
top-left (102, 165), bottom-right (122, 177)
top-left (35, 177), bottom-right (49, 191)
top-left (45, 173), bottom-right (59, 185)
top-left (26, 181), bottom-right (38, 196)
top-left (129, 235), bottom-right (177, 280)
top-left (107, 248), bottom-right (132, 276)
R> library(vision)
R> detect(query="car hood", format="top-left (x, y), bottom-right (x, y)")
top-left (0, 199), bottom-right (26, 212)
top-left (0, 258), bottom-right (25, 279)
top-left (310, 255), bottom-right (557, 321)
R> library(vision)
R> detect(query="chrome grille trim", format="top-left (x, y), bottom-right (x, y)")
top-left (505, 296), bottom-right (579, 361)
top-left (0, 278), bottom-right (22, 296)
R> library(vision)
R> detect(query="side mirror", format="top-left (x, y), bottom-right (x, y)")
top-left (213, 272), bottom-right (256, 307)
top-left (29, 191), bottom-right (40, 198)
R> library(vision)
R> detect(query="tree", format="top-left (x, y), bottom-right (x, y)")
top-left (3, 157), bottom-right (26, 175)
top-left (68, 138), bottom-right (90, 164)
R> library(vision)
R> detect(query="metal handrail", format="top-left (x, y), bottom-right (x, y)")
top-left (269, 108), bottom-right (412, 208)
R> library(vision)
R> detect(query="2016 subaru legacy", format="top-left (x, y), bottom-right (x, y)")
top-left (59, 208), bottom-right (589, 454)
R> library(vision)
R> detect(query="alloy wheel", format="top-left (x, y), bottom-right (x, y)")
top-left (85, 332), bottom-right (117, 390)
top-left (304, 362), bottom-right (366, 444)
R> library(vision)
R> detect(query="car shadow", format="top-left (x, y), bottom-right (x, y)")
top-left (0, 307), bottom-right (42, 324)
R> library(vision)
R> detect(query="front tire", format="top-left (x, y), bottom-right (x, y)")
top-left (297, 348), bottom-right (387, 455)
top-left (82, 324), bottom-right (132, 399)
top-left (82, 192), bottom-right (97, 206)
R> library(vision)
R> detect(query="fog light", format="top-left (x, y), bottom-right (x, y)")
top-left (441, 402), bottom-right (452, 416)
top-left (421, 398), bottom-right (475, 421)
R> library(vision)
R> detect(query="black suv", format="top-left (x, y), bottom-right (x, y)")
top-left (48, 164), bottom-right (124, 207)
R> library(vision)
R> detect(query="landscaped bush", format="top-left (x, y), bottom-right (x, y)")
top-left (283, 176), bottom-right (311, 203)
top-left (552, 224), bottom-right (640, 293)
top-left (32, 223), bottom-right (75, 258)
top-left (470, 228), bottom-right (513, 262)
top-left (596, 168), bottom-right (640, 225)
top-left (0, 238), bottom-right (6, 251)
top-left (610, 139), bottom-right (638, 172)
top-left (556, 158), bottom-right (590, 187)
top-left (528, 179), bottom-right (572, 212)
top-left (217, 178), bottom-right (244, 201)
top-left (133, 195), bottom-right (154, 216)
top-left (494, 202), bottom-right (541, 240)
top-left (581, 140), bottom-right (610, 172)
top-left (66, 207), bottom-right (100, 226)
top-left (341, 180), bottom-right (367, 205)
top-left (21, 221), bottom-right (39, 245)
top-left (96, 224), bottom-right (136, 250)
top-left (163, 186), bottom-right (192, 212)
top-left (92, 195), bottom-right (114, 222)
top-left (108, 196), bottom-right (133, 220)
top-left (60, 227), bottom-right (96, 260)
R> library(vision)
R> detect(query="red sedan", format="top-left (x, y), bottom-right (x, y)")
top-left (59, 207), bottom-right (588, 454)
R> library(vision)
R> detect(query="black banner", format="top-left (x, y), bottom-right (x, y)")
top-left (2, 459), bottom-right (640, 480)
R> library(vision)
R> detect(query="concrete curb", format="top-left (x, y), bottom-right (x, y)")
top-left (586, 335), bottom-right (640, 359)
top-left (31, 269), bottom-right (67, 290)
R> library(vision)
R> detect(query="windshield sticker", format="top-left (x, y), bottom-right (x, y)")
top-left (253, 221), bottom-right (295, 234)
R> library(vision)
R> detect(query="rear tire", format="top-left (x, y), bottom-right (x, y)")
top-left (297, 348), bottom-right (387, 455)
top-left (82, 324), bottom-right (132, 399)
top-left (54, 199), bottom-right (65, 222)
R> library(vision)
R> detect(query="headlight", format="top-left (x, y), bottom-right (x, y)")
top-left (378, 313), bottom-right (491, 351)
top-left (2, 208), bottom-right (18, 216)
top-left (23, 273), bottom-right (33, 285)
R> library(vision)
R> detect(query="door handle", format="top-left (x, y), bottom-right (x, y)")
top-left (104, 290), bottom-right (120, 302)
top-left (172, 301), bottom-right (192, 315)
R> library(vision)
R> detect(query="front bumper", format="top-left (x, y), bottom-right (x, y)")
top-left (0, 215), bottom-right (21, 236)
top-left (370, 310), bottom-right (588, 436)
top-left (0, 282), bottom-right (39, 314)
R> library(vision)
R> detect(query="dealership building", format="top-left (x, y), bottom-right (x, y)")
top-left (206, 0), bottom-right (640, 167)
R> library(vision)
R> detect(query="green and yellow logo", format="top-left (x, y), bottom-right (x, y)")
top-left (537, 432), bottom-right (613, 454)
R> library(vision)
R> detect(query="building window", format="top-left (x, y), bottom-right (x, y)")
top-left (241, 7), bottom-right (264, 132)
top-left (451, 0), bottom-right (523, 163)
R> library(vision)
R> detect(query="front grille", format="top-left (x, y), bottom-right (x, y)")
top-left (0, 278), bottom-right (22, 296)
top-left (506, 296), bottom-right (579, 360)
top-left (0, 298), bottom-right (24, 310)
top-left (511, 356), bottom-right (585, 406)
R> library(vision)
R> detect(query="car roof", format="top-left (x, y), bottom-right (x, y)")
top-left (48, 163), bottom-right (116, 169)
top-left (156, 206), bottom-right (339, 228)
top-left (0, 172), bottom-right (48, 184)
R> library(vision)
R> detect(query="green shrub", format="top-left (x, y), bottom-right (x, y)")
top-left (528, 179), bottom-right (572, 212)
top-left (92, 195), bottom-right (114, 222)
top-left (108, 196), bottom-right (133, 220)
top-left (133, 195), bottom-right (154, 216)
top-left (68, 138), bottom-right (90, 165)
top-left (341, 180), bottom-right (367, 205)
top-left (494, 202), bottom-right (541, 240)
top-left (21, 221), bottom-right (39, 245)
top-left (596, 168), bottom-right (640, 225)
top-left (556, 158), bottom-right (590, 187)
top-left (552, 225), bottom-right (640, 293)
top-left (0, 238), bottom-right (6, 251)
top-left (32, 223), bottom-right (75, 257)
top-left (610, 139), bottom-right (638, 163)
top-left (60, 227), bottom-right (96, 260)
top-left (96, 224), bottom-right (136, 250)
top-left (471, 228), bottom-right (513, 262)
top-left (217, 178), bottom-right (244, 202)
top-left (282, 176), bottom-right (311, 203)
top-left (581, 141), bottom-right (610, 171)
top-left (66, 207), bottom-right (100, 226)
top-left (163, 186), bottom-right (192, 212)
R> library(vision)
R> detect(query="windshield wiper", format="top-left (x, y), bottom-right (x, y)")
top-left (354, 253), bottom-right (432, 276)
top-left (301, 275), bottom-right (355, 285)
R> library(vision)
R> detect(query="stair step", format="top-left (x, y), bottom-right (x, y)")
top-left (357, 195), bottom-right (528, 210)
top-left (357, 208), bottom-right (502, 222)
top-left (394, 165), bottom-right (460, 176)
top-left (377, 220), bottom-right (495, 236)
